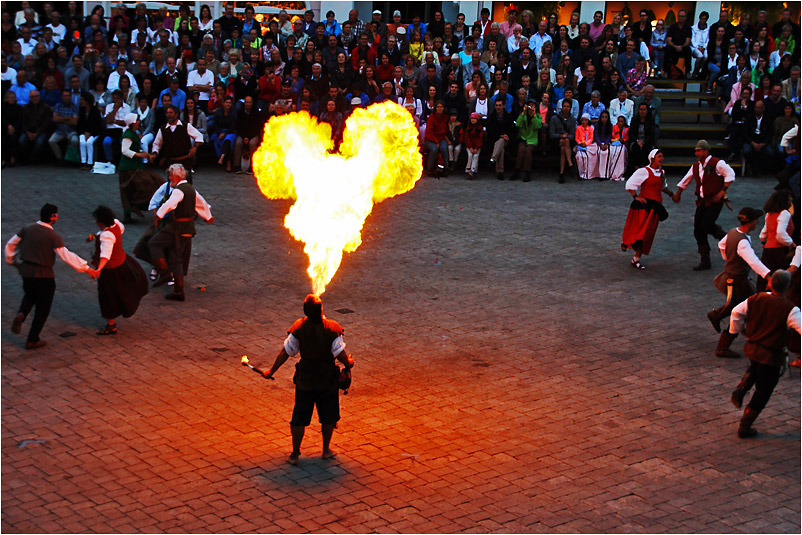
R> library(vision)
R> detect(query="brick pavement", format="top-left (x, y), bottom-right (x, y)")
top-left (1, 162), bottom-right (799, 533)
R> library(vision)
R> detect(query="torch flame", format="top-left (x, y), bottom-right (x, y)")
top-left (253, 101), bottom-right (422, 294)
top-left (241, 356), bottom-right (249, 364)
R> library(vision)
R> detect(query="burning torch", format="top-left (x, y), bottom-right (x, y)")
top-left (241, 356), bottom-right (274, 380)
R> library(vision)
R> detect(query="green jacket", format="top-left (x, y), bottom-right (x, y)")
top-left (515, 112), bottom-right (542, 146)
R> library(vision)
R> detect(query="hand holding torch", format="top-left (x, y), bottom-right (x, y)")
top-left (241, 356), bottom-right (274, 380)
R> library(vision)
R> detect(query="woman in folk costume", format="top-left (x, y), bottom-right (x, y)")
top-left (88, 205), bottom-right (149, 335)
top-left (757, 190), bottom-right (796, 291)
top-left (118, 113), bottom-right (165, 223)
top-left (621, 149), bottom-right (674, 270)
top-left (574, 113), bottom-right (597, 180)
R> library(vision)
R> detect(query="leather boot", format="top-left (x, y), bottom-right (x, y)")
top-left (707, 309), bottom-right (722, 333)
top-left (731, 368), bottom-right (755, 409)
top-left (693, 244), bottom-right (711, 271)
top-left (737, 407), bottom-right (760, 438)
top-left (165, 275), bottom-right (185, 301)
top-left (716, 331), bottom-right (740, 359)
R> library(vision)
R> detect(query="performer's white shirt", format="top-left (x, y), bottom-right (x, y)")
top-left (625, 165), bottom-right (666, 192)
top-left (284, 331), bottom-right (346, 357)
top-left (98, 220), bottom-right (124, 260)
top-left (155, 180), bottom-right (213, 221)
top-left (759, 210), bottom-right (794, 247)
top-left (677, 155), bottom-right (736, 197)
top-left (781, 124), bottom-right (798, 150)
top-left (793, 246), bottom-right (801, 268)
top-left (729, 292), bottom-right (801, 335)
top-left (152, 120), bottom-right (204, 154)
top-left (4, 221), bottom-right (89, 272)
top-left (718, 229), bottom-right (771, 279)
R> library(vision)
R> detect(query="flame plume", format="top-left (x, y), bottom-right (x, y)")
top-left (253, 102), bottom-right (422, 294)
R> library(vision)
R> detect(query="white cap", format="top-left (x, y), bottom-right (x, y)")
top-left (124, 113), bottom-right (139, 127)
top-left (372, 9), bottom-right (381, 15)
top-left (393, 10), bottom-right (401, 17)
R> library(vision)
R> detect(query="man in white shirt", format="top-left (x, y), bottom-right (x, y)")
top-left (148, 164), bottom-right (213, 301)
top-left (708, 207), bottom-right (771, 340)
top-left (186, 58), bottom-right (215, 112)
top-left (106, 59), bottom-right (139, 93)
top-left (673, 139), bottom-right (736, 270)
top-left (1, 55), bottom-right (17, 84)
top-left (608, 88), bottom-right (634, 125)
top-left (45, 10), bottom-right (66, 43)
top-left (17, 25), bottom-right (36, 56)
top-left (530, 21), bottom-right (552, 59)
top-left (718, 270), bottom-right (800, 438)
top-left (102, 90), bottom-right (131, 162)
top-left (149, 105), bottom-right (204, 176)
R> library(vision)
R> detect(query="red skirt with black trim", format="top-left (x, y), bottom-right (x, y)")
top-left (621, 202), bottom-right (661, 255)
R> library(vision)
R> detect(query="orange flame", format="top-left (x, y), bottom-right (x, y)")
top-left (253, 101), bottom-right (422, 294)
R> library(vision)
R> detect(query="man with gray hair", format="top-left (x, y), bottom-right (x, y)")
top-left (148, 164), bottom-right (213, 301)
top-left (721, 270), bottom-right (801, 438)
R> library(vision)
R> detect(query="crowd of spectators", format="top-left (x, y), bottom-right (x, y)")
top-left (0, 2), bottom-right (799, 179)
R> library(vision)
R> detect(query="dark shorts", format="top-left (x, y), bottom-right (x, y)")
top-left (290, 386), bottom-right (340, 426)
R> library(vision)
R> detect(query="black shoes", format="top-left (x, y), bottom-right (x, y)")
top-left (496, 172), bottom-right (504, 180)
top-left (522, 172), bottom-right (531, 182)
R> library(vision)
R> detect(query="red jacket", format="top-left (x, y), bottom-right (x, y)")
top-left (462, 124), bottom-right (484, 150)
top-left (425, 112), bottom-right (449, 144)
top-left (351, 45), bottom-right (377, 70)
top-left (258, 74), bottom-right (281, 102)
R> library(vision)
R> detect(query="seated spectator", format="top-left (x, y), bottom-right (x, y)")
top-left (582, 90), bottom-right (605, 124)
top-left (77, 92), bottom-right (103, 169)
top-left (134, 94), bottom-right (157, 152)
top-left (186, 58), bottom-right (214, 112)
top-left (608, 87), bottom-right (634, 126)
top-left (158, 76), bottom-right (186, 110)
top-left (650, 19), bottom-right (667, 77)
top-left (48, 89), bottom-right (79, 161)
top-left (664, 10), bottom-right (692, 77)
top-left (627, 103), bottom-right (655, 174)
top-left (374, 81), bottom-right (397, 104)
top-left (18, 89), bottom-right (51, 165)
top-left (180, 97), bottom-right (207, 144)
top-left (743, 100), bottom-right (773, 175)
top-left (445, 108), bottom-right (463, 171)
top-left (625, 56), bottom-right (648, 98)
top-left (209, 95), bottom-right (237, 172)
top-left (462, 51), bottom-right (490, 87)
top-left (103, 89), bottom-right (130, 162)
top-left (727, 86), bottom-right (754, 162)
top-left (770, 39), bottom-right (791, 72)
top-left (511, 99), bottom-right (542, 182)
top-left (771, 103), bottom-right (799, 158)
top-left (607, 115), bottom-right (630, 181)
top-left (400, 85), bottom-right (423, 126)
top-left (633, 85), bottom-right (661, 142)
top-left (723, 70), bottom-right (755, 115)
top-left (574, 113), bottom-right (596, 180)
top-left (771, 53), bottom-right (793, 85)
top-left (423, 100), bottom-right (450, 177)
top-left (487, 98), bottom-right (516, 180)
top-left (9, 70), bottom-right (35, 105)
top-left (273, 79), bottom-right (297, 113)
top-left (40, 75), bottom-right (61, 108)
top-left (594, 110), bottom-right (620, 180)
top-left (616, 39), bottom-right (638, 79)
top-left (557, 86), bottom-right (579, 120)
top-left (2, 90), bottom-right (24, 167)
top-left (232, 96), bottom-right (263, 172)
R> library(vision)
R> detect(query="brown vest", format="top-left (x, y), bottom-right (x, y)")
top-left (691, 156), bottom-right (724, 203)
top-left (723, 229), bottom-right (750, 278)
top-left (744, 292), bottom-right (796, 366)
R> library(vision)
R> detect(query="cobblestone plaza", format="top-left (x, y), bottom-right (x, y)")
top-left (2, 164), bottom-right (799, 533)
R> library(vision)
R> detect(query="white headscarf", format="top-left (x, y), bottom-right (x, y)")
top-left (124, 113), bottom-right (139, 127)
top-left (648, 148), bottom-right (660, 163)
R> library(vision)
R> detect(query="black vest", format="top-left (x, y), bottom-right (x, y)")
top-left (159, 123), bottom-right (193, 159)
top-left (174, 182), bottom-right (196, 236)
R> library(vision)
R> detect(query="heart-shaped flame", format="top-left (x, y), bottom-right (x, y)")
top-left (253, 101), bottom-right (422, 294)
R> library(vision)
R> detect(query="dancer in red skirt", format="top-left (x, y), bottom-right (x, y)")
top-left (87, 206), bottom-right (149, 335)
top-left (621, 149), bottom-right (674, 269)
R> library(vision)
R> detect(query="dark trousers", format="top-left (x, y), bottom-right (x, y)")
top-left (665, 46), bottom-right (692, 74)
top-left (19, 277), bottom-right (56, 343)
top-left (714, 274), bottom-right (754, 321)
top-left (741, 360), bottom-right (782, 413)
top-left (147, 229), bottom-right (192, 277)
top-left (693, 201), bottom-right (725, 250)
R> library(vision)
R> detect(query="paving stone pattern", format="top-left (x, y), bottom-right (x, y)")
top-left (2, 164), bottom-right (799, 533)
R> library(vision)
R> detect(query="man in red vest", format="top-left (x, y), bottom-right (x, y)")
top-left (673, 139), bottom-right (736, 270)
top-left (722, 270), bottom-right (800, 438)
